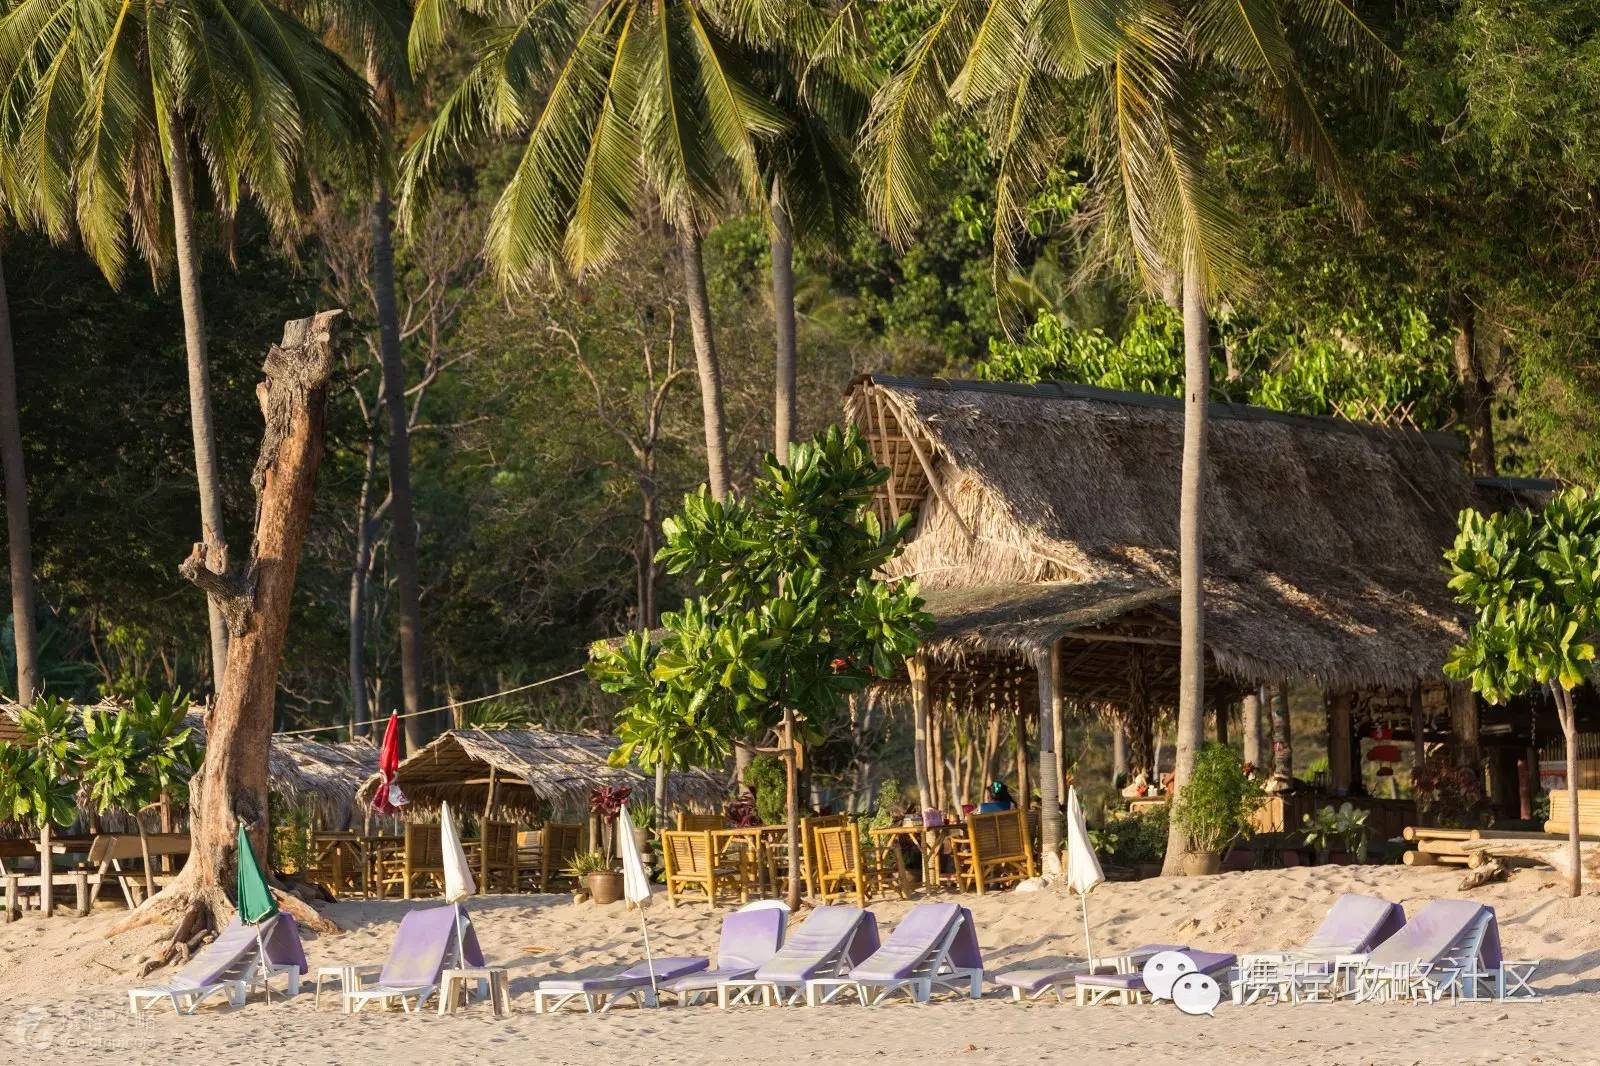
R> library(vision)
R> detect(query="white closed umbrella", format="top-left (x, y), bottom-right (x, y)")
top-left (1064, 787), bottom-right (1105, 967)
top-left (440, 802), bottom-right (477, 967)
top-left (617, 803), bottom-right (659, 998)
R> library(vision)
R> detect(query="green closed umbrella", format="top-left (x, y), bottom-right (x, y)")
top-left (235, 822), bottom-right (279, 925)
top-left (235, 821), bottom-right (282, 1004)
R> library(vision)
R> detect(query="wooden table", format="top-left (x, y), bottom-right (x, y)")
top-left (870, 824), bottom-right (966, 889)
top-left (712, 826), bottom-right (788, 893)
top-left (312, 833), bottom-right (399, 899)
top-left (439, 967), bottom-right (511, 1016)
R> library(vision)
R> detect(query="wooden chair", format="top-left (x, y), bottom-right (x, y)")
top-left (477, 821), bottom-right (520, 893)
top-left (661, 830), bottom-right (753, 907)
top-left (518, 822), bottom-right (583, 892)
top-left (377, 823), bottom-right (445, 899)
top-left (951, 809), bottom-right (1035, 893)
top-left (813, 824), bottom-right (909, 907)
top-left (767, 814), bottom-right (848, 899)
top-left (676, 812), bottom-right (726, 832)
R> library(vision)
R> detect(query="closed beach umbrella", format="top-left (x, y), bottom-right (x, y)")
top-left (1064, 787), bottom-right (1105, 965)
top-left (235, 822), bottom-right (279, 1003)
top-left (440, 802), bottom-right (476, 968)
top-left (617, 803), bottom-right (660, 995)
top-left (371, 712), bottom-right (409, 815)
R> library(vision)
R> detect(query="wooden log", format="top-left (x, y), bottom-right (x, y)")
top-left (1404, 826), bottom-right (1474, 842)
top-left (1467, 849), bottom-right (1543, 870)
top-left (1418, 839), bottom-right (1471, 857)
top-left (1463, 838), bottom-right (1600, 882)
top-left (1402, 849), bottom-right (1440, 867)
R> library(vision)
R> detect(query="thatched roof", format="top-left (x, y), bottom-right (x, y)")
top-left (356, 728), bottom-right (727, 817)
top-left (0, 702), bottom-right (376, 830)
top-left (848, 375), bottom-right (1530, 695)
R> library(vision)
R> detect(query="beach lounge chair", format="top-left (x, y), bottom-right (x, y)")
top-left (1354, 899), bottom-right (1536, 1003)
top-left (993, 943), bottom-right (1188, 1003)
top-left (657, 906), bottom-right (789, 1007)
top-left (342, 903), bottom-right (484, 1013)
top-left (1235, 893), bottom-right (1406, 1003)
top-left (127, 913), bottom-right (306, 1016)
top-left (1075, 949), bottom-right (1235, 1006)
top-left (717, 905), bottom-right (879, 1007)
top-left (804, 902), bottom-right (985, 1006)
top-left (533, 957), bottom-right (710, 1014)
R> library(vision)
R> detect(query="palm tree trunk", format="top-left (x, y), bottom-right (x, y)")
top-left (1269, 683), bottom-right (1293, 790)
top-left (166, 115), bottom-right (230, 689)
top-left (348, 435), bottom-right (379, 737)
top-left (783, 706), bottom-right (801, 910)
top-left (1163, 249), bottom-right (1210, 876)
top-left (0, 248), bottom-right (40, 701)
top-left (677, 228), bottom-right (731, 500)
top-left (770, 187), bottom-right (798, 456)
top-left (371, 184), bottom-right (427, 752)
top-left (1451, 299), bottom-right (1496, 477)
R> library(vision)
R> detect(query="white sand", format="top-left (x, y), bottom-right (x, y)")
top-left (2, 864), bottom-right (1599, 1065)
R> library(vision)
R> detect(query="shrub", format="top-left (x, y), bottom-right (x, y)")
top-left (1102, 805), bottom-right (1169, 866)
top-left (744, 756), bottom-right (787, 825)
top-left (1172, 742), bottom-right (1264, 853)
top-left (869, 778), bottom-right (904, 829)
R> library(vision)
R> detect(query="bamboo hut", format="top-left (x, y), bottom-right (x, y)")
top-left (846, 374), bottom-right (1554, 833)
top-left (355, 727), bottom-right (727, 820)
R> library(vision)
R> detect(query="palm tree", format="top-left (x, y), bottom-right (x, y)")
top-left (863, 0), bottom-right (1391, 871)
top-left (0, 0), bottom-right (383, 688)
top-left (402, 0), bottom-right (788, 500)
top-left (0, 241), bottom-right (37, 702)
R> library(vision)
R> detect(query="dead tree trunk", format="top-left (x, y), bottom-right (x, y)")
top-left (110, 312), bottom-right (344, 964)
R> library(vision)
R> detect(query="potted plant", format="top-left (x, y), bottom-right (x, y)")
top-left (1172, 742), bottom-right (1264, 875)
top-left (565, 850), bottom-right (621, 904)
top-left (1301, 803), bottom-right (1370, 864)
top-left (627, 802), bottom-right (656, 873)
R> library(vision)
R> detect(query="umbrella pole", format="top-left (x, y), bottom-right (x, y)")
top-left (1079, 893), bottom-right (1094, 969)
top-left (256, 926), bottom-right (272, 1007)
top-left (639, 907), bottom-right (658, 1001)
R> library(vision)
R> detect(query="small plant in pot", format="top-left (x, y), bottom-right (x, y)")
top-left (566, 850), bottom-right (622, 904)
top-left (1172, 742), bottom-right (1263, 875)
top-left (1301, 803), bottom-right (1370, 864)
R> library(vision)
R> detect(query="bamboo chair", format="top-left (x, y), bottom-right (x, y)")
top-left (477, 821), bottom-right (519, 893)
top-left (377, 824), bottom-right (445, 899)
top-left (813, 824), bottom-right (909, 908)
top-left (769, 814), bottom-right (849, 899)
top-left (662, 831), bottom-right (754, 907)
top-left (951, 810), bottom-right (1035, 894)
top-left (519, 822), bottom-right (583, 892)
top-left (676, 812), bottom-right (727, 832)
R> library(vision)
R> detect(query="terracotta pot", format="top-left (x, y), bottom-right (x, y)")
top-left (588, 871), bottom-right (624, 905)
top-left (1182, 851), bottom-right (1222, 876)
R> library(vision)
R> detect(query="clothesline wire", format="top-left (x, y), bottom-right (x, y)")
top-left (270, 668), bottom-right (587, 738)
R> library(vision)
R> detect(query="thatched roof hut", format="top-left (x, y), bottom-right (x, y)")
top-left (846, 374), bottom-right (1546, 800)
top-left (0, 702), bottom-right (376, 830)
top-left (356, 728), bottom-right (727, 818)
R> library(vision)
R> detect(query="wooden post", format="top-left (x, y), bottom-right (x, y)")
top-left (1111, 724), bottom-right (1128, 784)
top-left (1268, 683), bottom-right (1293, 791)
top-left (909, 657), bottom-right (931, 810)
top-left (1410, 683), bottom-right (1426, 781)
top-left (1450, 682), bottom-right (1481, 772)
top-left (1012, 703), bottom-right (1029, 807)
top-left (39, 821), bottom-right (52, 918)
top-left (930, 700), bottom-right (946, 812)
top-left (1036, 645), bottom-right (1062, 859)
top-left (1328, 691), bottom-right (1353, 794)
top-left (479, 766), bottom-right (497, 894)
top-left (1214, 698), bottom-right (1229, 747)
top-left (1242, 687), bottom-right (1263, 770)
top-left (1050, 642), bottom-right (1067, 802)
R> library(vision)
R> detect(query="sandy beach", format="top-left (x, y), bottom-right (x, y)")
top-left (2, 864), bottom-right (1599, 1065)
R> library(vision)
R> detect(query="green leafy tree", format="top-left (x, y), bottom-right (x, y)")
top-left (862, 0), bottom-right (1392, 870)
top-left (0, 0), bottom-right (384, 685)
top-left (591, 629), bottom-right (733, 828)
top-left (1445, 486), bottom-right (1600, 897)
top-left (0, 696), bottom-right (82, 908)
top-left (651, 425), bottom-right (929, 907)
top-left (77, 691), bottom-right (200, 896)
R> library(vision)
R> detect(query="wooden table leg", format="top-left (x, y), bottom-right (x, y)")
top-left (73, 872), bottom-right (89, 916)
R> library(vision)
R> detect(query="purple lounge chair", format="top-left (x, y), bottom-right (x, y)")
top-left (344, 904), bottom-right (485, 1014)
top-left (1302, 893), bottom-right (1407, 957)
top-left (994, 942), bottom-right (1189, 1004)
top-left (533, 956), bottom-right (709, 1014)
top-left (718, 906), bottom-right (879, 1007)
top-left (127, 913), bottom-right (307, 1016)
top-left (806, 903), bottom-right (985, 1006)
top-left (658, 907), bottom-right (789, 1007)
top-left (1075, 949), bottom-right (1235, 1006)
top-left (1357, 899), bottom-right (1531, 1001)
top-left (1236, 893), bottom-right (1408, 1003)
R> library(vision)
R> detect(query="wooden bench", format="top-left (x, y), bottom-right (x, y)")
top-left (84, 833), bottom-right (191, 907)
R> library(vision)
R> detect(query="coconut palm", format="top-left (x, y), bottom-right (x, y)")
top-left (863, 0), bottom-right (1391, 870)
top-left (0, 99), bottom-right (39, 701)
top-left (0, 0), bottom-right (383, 687)
top-left (403, 0), bottom-right (791, 500)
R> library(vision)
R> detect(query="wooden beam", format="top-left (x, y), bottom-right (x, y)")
top-left (1064, 632), bottom-right (1182, 648)
top-left (871, 391), bottom-right (902, 524)
top-left (880, 395), bottom-right (974, 541)
top-left (909, 656), bottom-right (932, 810)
